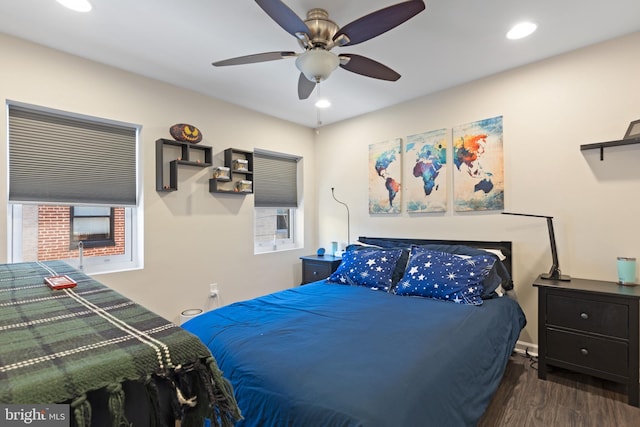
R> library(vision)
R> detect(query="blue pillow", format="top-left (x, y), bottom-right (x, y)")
top-left (328, 248), bottom-right (403, 291)
top-left (345, 243), bottom-right (409, 288)
top-left (413, 244), bottom-right (510, 295)
top-left (394, 248), bottom-right (496, 305)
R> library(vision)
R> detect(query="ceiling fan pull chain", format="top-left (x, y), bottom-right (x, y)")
top-left (316, 84), bottom-right (323, 127)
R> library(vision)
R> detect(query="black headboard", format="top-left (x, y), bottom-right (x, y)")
top-left (357, 236), bottom-right (513, 287)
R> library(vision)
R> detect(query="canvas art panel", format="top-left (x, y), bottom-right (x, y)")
top-left (369, 138), bottom-right (402, 214)
top-left (404, 129), bottom-right (448, 213)
top-left (452, 116), bottom-right (504, 212)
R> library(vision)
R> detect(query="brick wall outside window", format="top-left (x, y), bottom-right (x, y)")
top-left (37, 206), bottom-right (125, 261)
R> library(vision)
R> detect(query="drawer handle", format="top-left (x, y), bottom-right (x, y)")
top-left (580, 348), bottom-right (589, 356)
top-left (580, 312), bottom-right (589, 320)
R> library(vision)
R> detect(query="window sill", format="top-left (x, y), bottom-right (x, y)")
top-left (254, 245), bottom-right (302, 255)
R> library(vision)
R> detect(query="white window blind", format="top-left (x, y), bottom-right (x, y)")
top-left (254, 151), bottom-right (299, 208)
top-left (8, 104), bottom-right (137, 206)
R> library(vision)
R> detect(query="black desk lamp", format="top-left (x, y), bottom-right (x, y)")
top-left (502, 212), bottom-right (571, 281)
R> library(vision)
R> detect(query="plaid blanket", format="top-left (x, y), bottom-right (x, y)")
top-left (0, 261), bottom-right (241, 427)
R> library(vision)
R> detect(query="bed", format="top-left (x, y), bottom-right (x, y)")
top-left (0, 260), bottom-right (241, 427)
top-left (184, 237), bottom-right (526, 426)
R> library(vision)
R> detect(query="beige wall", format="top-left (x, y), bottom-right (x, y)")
top-left (0, 33), bottom-right (316, 322)
top-left (315, 31), bottom-right (640, 346)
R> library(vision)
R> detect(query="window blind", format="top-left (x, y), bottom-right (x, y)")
top-left (8, 104), bottom-right (137, 206)
top-left (253, 151), bottom-right (299, 208)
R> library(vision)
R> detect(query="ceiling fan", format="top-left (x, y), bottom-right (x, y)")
top-left (212, 0), bottom-right (426, 100)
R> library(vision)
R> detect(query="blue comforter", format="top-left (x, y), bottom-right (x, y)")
top-left (184, 281), bottom-right (526, 427)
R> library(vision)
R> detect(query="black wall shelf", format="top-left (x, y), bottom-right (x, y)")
top-left (580, 136), bottom-right (640, 161)
top-left (156, 138), bottom-right (212, 192)
top-left (209, 148), bottom-right (254, 194)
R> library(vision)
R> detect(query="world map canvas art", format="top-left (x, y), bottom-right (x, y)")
top-left (452, 116), bottom-right (504, 212)
top-left (369, 138), bottom-right (402, 214)
top-left (404, 129), bottom-right (448, 213)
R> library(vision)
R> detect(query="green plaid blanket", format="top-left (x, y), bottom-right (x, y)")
top-left (0, 261), bottom-right (241, 427)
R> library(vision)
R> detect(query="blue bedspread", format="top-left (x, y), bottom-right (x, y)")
top-left (184, 281), bottom-right (526, 427)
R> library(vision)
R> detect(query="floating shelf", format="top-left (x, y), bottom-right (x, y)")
top-left (209, 148), bottom-right (254, 195)
top-left (580, 136), bottom-right (640, 161)
top-left (156, 138), bottom-right (212, 191)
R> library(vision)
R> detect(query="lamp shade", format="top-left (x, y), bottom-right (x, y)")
top-left (296, 49), bottom-right (339, 83)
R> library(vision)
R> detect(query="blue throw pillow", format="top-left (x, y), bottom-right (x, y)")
top-left (394, 248), bottom-right (496, 305)
top-left (329, 248), bottom-right (403, 291)
top-left (413, 244), bottom-right (510, 296)
top-left (345, 243), bottom-right (410, 288)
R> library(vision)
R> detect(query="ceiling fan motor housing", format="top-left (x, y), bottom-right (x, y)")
top-left (302, 8), bottom-right (339, 49)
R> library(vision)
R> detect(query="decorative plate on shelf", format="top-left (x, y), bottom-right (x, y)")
top-left (170, 123), bottom-right (203, 143)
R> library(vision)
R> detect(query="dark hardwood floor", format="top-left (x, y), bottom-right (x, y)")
top-left (478, 353), bottom-right (640, 427)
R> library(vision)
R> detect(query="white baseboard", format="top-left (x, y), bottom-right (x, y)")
top-left (513, 340), bottom-right (538, 357)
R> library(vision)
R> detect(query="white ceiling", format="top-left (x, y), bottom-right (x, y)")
top-left (1, 0), bottom-right (639, 128)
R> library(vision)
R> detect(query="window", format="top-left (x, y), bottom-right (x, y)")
top-left (70, 206), bottom-right (115, 249)
top-left (253, 150), bottom-right (301, 254)
top-left (7, 102), bottom-right (142, 274)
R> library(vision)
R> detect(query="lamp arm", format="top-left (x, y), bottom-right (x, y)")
top-left (331, 187), bottom-right (350, 245)
top-left (502, 212), bottom-right (570, 281)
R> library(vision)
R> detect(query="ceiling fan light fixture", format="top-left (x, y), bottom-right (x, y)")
top-left (295, 49), bottom-right (339, 83)
top-left (56, 0), bottom-right (92, 12)
top-left (506, 21), bottom-right (537, 40)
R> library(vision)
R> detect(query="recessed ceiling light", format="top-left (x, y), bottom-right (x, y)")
top-left (56, 0), bottom-right (92, 13)
top-left (506, 22), bottom-right (537, 40)
top-left (315, 99), bottom-right (331, 109)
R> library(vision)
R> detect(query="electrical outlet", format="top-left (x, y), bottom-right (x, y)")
top-left (209, 283), bottom-right (219, 298)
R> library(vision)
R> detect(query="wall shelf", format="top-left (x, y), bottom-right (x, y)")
top-left (209, 148), bottom-right (254, 194)
top-left (580, 136), bottom-right (640, 161)
top-left (156, 138), bottom-right (212, 192)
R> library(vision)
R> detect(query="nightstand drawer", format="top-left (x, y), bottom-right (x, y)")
top-left (547, 328), bottom-right (629, 377)
top-left (300, 255), bottom-right (342, 285)
top-left (547, 294), bottom-right (629, 338)
top-left (303, 261), bottom-right (333, 283)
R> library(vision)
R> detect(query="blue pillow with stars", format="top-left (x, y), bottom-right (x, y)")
top-left (328, 247), bottom-right (403, 291)
top-left (394, 248), bottom-right (496, 305)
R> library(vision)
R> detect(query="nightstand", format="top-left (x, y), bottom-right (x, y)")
top-left (300, 255), bottom-right (342, 284)
top-left (534, 276), bottom-right (640, 406)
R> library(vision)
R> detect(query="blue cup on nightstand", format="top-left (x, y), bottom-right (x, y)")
top-left (617, 257), bottom-right (636, 285)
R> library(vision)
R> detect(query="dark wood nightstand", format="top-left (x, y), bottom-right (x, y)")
top-left (300, 255), bottom-right (342, 284)
top-left (534, 276), bottom-right (640, 406)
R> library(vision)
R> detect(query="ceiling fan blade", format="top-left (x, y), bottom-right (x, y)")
top-left (339, 54), bottom-right (401, 81)
top-left (255, 0), bottom-right (310, 37)
top-left (212, 51), bottom-right (296, 67)
top-left (298, 73), bottom-right (316, 99)
top-left (333, 0), bottom-right (425, 46)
